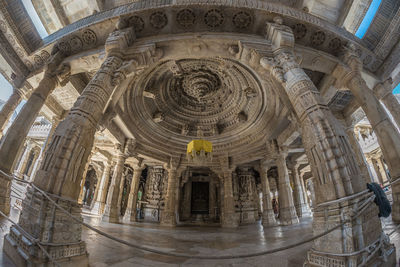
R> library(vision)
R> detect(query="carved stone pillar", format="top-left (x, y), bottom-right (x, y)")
top-left (237, 167), bottom-right (257, 224)
top-left (182, 180), bottom-right (192, 220)
top-left (103, 152), bottom-right (127, 223)
top-left (78, 152), bottom-right (94, 204)
top-left (371, 156), bottom-right (384, 184)
top-left (336, 52), bottom-right (400, 222)
top-left (30, 116), bottom-right (62, 180)
top-left (343, 119), bottom-right (374, 184)
top-left (209, 181), bottom-right (217, 220)
top-left (290, 163), bottom-right (311, 218)
top-left (122, 166), bottom-right (144, 222)
top-left (299, 173), bottom-right (311, 211)
top-left (305, 178), bottom-right (316, 208)
top-left (0, 88), bottom-right (23, 138)
top-left (92, 159), bottom-right (112, 215)
top-left (376, 156), bottom-right (389, 184)
top-left (220, 170), bottom-right (238, 228)
top-left (160, 158), bottom-right (181, 226)
top-left (254, 184), bottom-right (262, 220)
top-left (373, 78), bottom-right (400, 128)
top-left (15, 139), bottom-right (34, 178)
top-left (261, 21), bottom-right (394, 266)
top-left (142, 166), bottom-right (165, 222)
top-left (259, 160), bottom-right (276, 227)
top-left (0, 52), bottom-right (67, 215)
top-left (3, 27), bottom-right (137, 266)
top-left (276, 151), bottom-right (298, 225)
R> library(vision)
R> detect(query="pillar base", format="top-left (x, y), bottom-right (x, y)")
top-left (122, 210), bottom-right (136, 223)
top-left (306, 194), bottom-right (396, 266)
top-left (295, 203), bottom-right (312, 218)
top-left (3, 186), bottom-right (88, 266)
top-left (279, 206), bottom-right (299, 225)
top-left (4, 228), bottom-right (88, 267)
top-left (262, 209), bottom-right (277, 227)
top-left (160, 211), bottom-right (176, 226)
top-left (91, 201), bottom-right (105, 215)
top-left (221, 213), bottom-right (238, 228)
top-left (102, 212), bottom-right (120, 223)
top-left (304, 239), bottom-right (396, 267)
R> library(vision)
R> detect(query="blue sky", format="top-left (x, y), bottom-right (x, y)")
top-left (21, 0), bottom-right (48, 38)
top-left (394, 83), bottom-right (400, 94)
top-left (355, 0), bottom-right (382, 38)
top-left (0, 74), bottom-right (25, 113)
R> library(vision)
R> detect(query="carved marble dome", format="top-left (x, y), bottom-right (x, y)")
top-left (124, 57), bottom-right (277, 162)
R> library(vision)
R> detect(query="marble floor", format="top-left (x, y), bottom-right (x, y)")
top-left (0, 206), bottom-right (400, 266)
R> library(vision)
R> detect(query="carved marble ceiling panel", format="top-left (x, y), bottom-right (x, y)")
top-left (122, 56), bottom-right (281, 164)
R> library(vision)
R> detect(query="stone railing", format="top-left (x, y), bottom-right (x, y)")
top-left (27, 124), bottom-right (51, 139)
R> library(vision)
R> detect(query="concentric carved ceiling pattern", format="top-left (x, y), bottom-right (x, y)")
top-left (124, 58), bottom-right (275, 161)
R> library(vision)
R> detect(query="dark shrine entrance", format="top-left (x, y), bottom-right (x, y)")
top-left (191, 182), bottom-right (209, 214)
top-left (180, 167), bottom-right (221, 225)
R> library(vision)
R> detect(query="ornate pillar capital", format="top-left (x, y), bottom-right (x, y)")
top-left (163, 155), bottom-right (181, 172)
top-left (277, 146), bottom-right (289, 160)
top-left (259, 159), bottom-right (274, 174)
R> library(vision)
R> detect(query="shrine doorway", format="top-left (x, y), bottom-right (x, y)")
top-left (180, 168), bottom-right (220, 224)
top-left (191, 182), bottom-right (209, 215)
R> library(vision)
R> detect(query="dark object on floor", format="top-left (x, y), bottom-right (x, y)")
top-left (367, 183), bottom-right (391, 218)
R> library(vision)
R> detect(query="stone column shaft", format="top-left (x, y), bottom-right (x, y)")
top-left (291, 164), bottom-right (310, 218)
top-left (261, 51), bottom-right (363, 203)
top-left (209, 182), bottom-right (216, 220)
top-left (277, 153), bottom-right (298, 225)
top-left (344, 123), bottom-right (374, 184)
top-left (0, 88), bottom-right (23, 138)
top-left (259, 162), bottom-right (276, 227)
top-left (160, 168), bottom-right (178, 226)
top-left (15, 141), bottom-right (34, 178)
top-left (221, 170), bottom-right (238, 228)
top-left (92, 160), bottom-right (112, 215)
top-left (300, 174), bottom-right (311, 210)
top-left (260, 22), bottom-right (391, 265)
top-left (122, 167), bottom-right (144, 222)
top-left (182, 181), bottom-right (191, 220)
top-left (30, 116), bottom-right (62, 181)
top-left (0, 70), bottom-right (60, 173)
top-left (78, 153), bottom-right (94, 204)
top-left (371, 156), bottom-right (385, 184)
top-left (341, 62), bottom-right (400, 221)
top-left (3, 27), bottom-right (136, 267)
top-left (374, 80), bottom-right (400, 129)
top-left (103, 153), bottom-right (126, 223)
top-left (0, 53), bottom-right (64, 216)
top-left (376, 157), bottom-right (389, 183)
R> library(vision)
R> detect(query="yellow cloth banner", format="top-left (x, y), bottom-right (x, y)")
top-left (187, 139), bottom-right (212, 154)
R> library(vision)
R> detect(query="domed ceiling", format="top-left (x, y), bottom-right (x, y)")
top-left (122, 57), bottom-right (286, 164)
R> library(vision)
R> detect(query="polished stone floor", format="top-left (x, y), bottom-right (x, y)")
top-left (0, 205), bottom-right (400, 266)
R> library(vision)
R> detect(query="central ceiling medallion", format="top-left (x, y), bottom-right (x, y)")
top-left (181, 69), bottom-right (221, 101)
top-left (132, 58), bottom-right (264, 139)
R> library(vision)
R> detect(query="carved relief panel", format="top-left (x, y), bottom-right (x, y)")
top-left (143, 166), bottom-right (167, 222)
